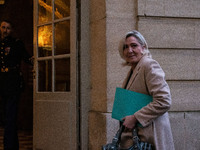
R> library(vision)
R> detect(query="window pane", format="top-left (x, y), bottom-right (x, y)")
top-left (38, 60), bottom-right (52, 91)
top-left (55, 58), bottom-right (70, 91)
top-left (54, 0), bottom-right (70, 19)
top-left (55, 21), bottom-right (70, 55)
top-left (38, 25), bottom-right (52, 57)
top-left (38, 0), bottom-right (52, 24)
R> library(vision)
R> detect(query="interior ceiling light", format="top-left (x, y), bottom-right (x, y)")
top-left (0, 0), bottom-right (5, 5)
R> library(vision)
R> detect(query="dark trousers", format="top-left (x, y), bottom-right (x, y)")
top-left (2, 94), bottom-right (20, 150)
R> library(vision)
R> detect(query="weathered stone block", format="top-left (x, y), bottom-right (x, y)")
top-left (138, 18), bottom-right (200, 48)
top-left (90, 0), bottom-right (105, 22)
top-left (89, 112), bottom-right (119, 150)
top-left (168, 81), bottom-right (200, 111)
top-left (106, 113), bottom-right (120, 142)
top-left (106, 0), bottom-right (136, 18)
top-left (138, 0), bottom-right (200, 18)
top-left (185, 112), bottom-right (200, 149)
top-left (151, 49), bottom-right (200, 80)
top-left (169, 112), bottom-right (200, 150)
top-left (90, 18), bottom-right (107, 112)
top-left (169, 112), bottom-right (185, 150)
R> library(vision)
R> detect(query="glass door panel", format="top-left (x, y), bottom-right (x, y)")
top-left (54, 0), bottom-right (70, 19)
top-left (38, 0), bottom-right (52, 24)
top-left (34, 0), bottom-right (77, 149)
top-left (55, 58), bottom-right (70, 91)
top-left (55, 21), bottom-right (70, 55)
top-left (38, 25), bottom-right (52, 57)
top-left (38, 60), bottom-right (52, 91)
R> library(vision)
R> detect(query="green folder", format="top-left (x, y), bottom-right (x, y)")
top-left (112, 87), bottom-right (153, 121)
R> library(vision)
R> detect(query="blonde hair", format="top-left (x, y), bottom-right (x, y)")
top-left (119, 30), bottom-right (151, 62)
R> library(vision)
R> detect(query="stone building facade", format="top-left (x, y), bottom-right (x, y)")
top-left (84, 0), bottom-right (200, 150)
top-left (2, 0), bottom-right (199, 149)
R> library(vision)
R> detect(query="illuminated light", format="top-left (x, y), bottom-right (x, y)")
top-left (0, 0), bottom-right (5, 5)
top-left (55, 0), bottom-right (70, 15)
top-left (39, 0), bottom-right (64, 19)
top-left (37, 0), bottom-right (70, 50)
top-left (38, 26), bottom-right (52, 49)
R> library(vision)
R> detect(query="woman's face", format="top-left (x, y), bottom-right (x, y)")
top-left (123, 36), bottom-right (144, 65)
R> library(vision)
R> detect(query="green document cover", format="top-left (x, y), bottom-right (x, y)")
top-left (112, 87), bottom-right (153, 121)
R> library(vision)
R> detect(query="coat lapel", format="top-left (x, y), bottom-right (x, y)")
top-left (125, 54), bottom-right (147, 90)
top-left (126, 65), bottom-right (140, 90)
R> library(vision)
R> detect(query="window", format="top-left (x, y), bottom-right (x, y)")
top-left (36, 0), bottom-right (72, 92)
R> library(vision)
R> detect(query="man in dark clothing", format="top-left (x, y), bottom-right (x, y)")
top-left (0, 20), bottom-right (33, 150)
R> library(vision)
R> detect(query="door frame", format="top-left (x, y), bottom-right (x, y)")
top-left (33, 0), bottom-right (79, 149)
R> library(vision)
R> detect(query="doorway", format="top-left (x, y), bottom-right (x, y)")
top-left (33, 0), bottom-right (78, 149)
top-left (0, 0), bottom-right (33, 149)
top-left (0, 0), bottom-right (33, 132)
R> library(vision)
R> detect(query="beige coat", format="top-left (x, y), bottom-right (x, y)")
top-left (121, 54), bottom-right (175, 150)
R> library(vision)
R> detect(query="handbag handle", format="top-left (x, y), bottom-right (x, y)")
top-left (132, 128), bottom-right (153, 150)
top-left (113, 125), bottom-right (125, 145)
top-left (102, 125), bottom-right (125, 150)
top-left (132, 128), bottom-right (141, 150)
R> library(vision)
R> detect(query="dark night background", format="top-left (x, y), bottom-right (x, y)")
top-left (0, 0), bottom-right (33, 130)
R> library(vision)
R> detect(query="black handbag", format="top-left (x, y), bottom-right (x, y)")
top-left (102, 125), bottom-right (153, 150)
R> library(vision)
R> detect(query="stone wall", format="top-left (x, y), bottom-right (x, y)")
top-left (88, 0), bottom-right (200, 149)
top-left (88, 0), bottom-right (137, 149)
top-left (138, 1), bottom-right (200, 149)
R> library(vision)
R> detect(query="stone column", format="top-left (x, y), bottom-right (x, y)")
top-left (89, 0), bottom-right (137, 149)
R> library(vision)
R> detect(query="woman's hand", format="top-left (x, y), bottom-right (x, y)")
top-left (122, 114), bottom-right (138, 129)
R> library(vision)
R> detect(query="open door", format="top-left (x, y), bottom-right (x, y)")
top-left (33, 0), bottom-right (78, 149)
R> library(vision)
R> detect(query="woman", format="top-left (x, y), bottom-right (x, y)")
top-left (119, 30), bottom-right (175, 150)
